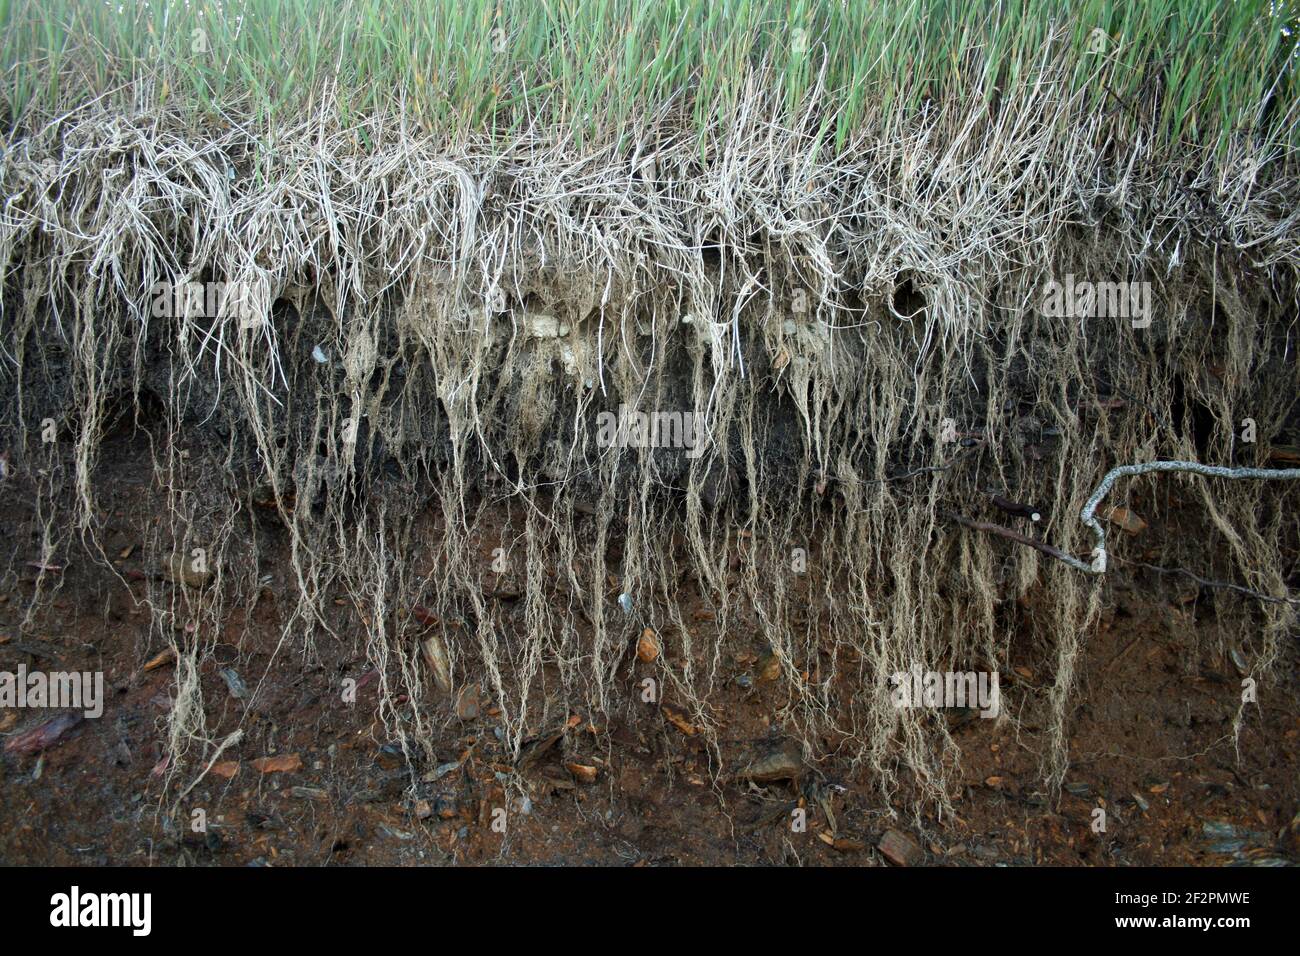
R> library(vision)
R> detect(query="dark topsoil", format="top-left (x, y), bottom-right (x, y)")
top-left (1, 429), bottom-right (1297, 867)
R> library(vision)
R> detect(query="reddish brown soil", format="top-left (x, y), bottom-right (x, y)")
top-left (1, 433), bottom-right (1297, 866)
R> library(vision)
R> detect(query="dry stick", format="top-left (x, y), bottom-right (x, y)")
top-left (952, 461), bottom-right (1300, 598)
top-left (178, 728), bottom-right (244, 802)
top-left (945, 514), bottom-right (1094, 573)
top-left (1122, 559), bottom-right (1300, 606)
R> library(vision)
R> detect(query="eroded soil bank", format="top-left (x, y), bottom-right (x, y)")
top-left (1, 427), bottom-right (1297, 866)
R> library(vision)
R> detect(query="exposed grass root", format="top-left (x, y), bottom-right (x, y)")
top-left (1, 91), bottom-right (1297, 808)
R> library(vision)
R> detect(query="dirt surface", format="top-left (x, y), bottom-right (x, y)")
top-left (1, 430), bottom-right (1298, 867)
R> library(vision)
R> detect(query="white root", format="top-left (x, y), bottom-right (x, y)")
top-left (1079, 461), bottom-right (1300, 575)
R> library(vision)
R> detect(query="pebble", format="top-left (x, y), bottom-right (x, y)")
top-left (219, 667), bottom-right (248, 700)
top-left (163, 553), bottom-right (213, 588)
top-left (878, 828), bottom-right (924, 867)
top-left (738, 741), bottom-right (804, 783)
top-left (454, 683), bottom-right (480, 721)
top-left (422, 761), bottom-right (461, 782)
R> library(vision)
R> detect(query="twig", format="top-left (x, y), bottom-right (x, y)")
top-left (949, 461), bottom-right (1300, 604)
top-left (178, 728), bottom-right (244, 801)
top-left (944, 513), bottom-right (1093, 573)
top-left (1123, 559), bottom-right (1300, 606)
top-left (849, 443), bottom-right (982, 509)
top-left (1103, 634), bottom-right (1142, 674)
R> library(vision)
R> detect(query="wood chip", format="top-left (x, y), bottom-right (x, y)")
top-left (661, 705), bottom-right (697, 736)
top-left (250, 754), bottom-right (303, 774)
top-left (2, 712), bottom-right (83, 756)
top-left (421, 634), bottom-right (451, 694)
top-left (143, 647), bottom-right (176, 672)
top-left (566, 763), bottom-right (598, 784)
top-left (1268, 445), bottom-right (1300, 466)
top-left (1105, 505), bottom-right (1147, 535)
top-left (637, 628), bottom-right (659, 663)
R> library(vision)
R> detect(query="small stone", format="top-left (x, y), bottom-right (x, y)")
top-left (422, 761), bottom-right (461, 782)
top-left (878, 828), bottom-right (924, 867)
top-left (637, 628), bottom-right (659, 663)
top-left (525, 312), bottom-right (568, 338)
top-left (738, 741), bottom-right (804, 784)
top-left (219, 667), bottom-right (248, 700)
top-left (454, 683), bottom-right (480, 721)
top-left (375, 743), bottom-right (406, 770)
top-left (163, 552), bottom-right (213, 588)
